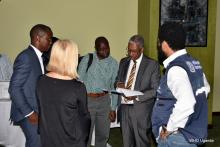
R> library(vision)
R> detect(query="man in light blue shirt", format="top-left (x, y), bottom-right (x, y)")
top-left (78, 36), bottom-right (118, 147)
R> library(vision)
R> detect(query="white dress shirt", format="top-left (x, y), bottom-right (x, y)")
top-left (121, 53), bottom-right (143, 104)
top-left (163, 49), bottom-right (210, 132)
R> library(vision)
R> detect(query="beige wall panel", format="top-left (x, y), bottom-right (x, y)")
top-left (0, 0), bottom-right (138, 61)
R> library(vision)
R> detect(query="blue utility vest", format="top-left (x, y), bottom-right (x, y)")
top-left (151, 54), bottom-right (208, 145)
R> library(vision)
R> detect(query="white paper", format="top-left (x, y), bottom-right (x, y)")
top-left (116, 88), bottom-right (144, 97)
top-left (102, 88), bottom-right (144, 104)
top-left (102, 89), bottom-right (122, 95)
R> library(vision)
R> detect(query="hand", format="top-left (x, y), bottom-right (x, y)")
top-left (28, 112), bottom-right (39, 125)
top-left (116, 82), bottom-right (125, 88)
top-left (159, 126), bottom-right (172, 140)
top-left (109, 111), bottom-right (116, 122)
top-left (125, 96), bottom-right (137, 101)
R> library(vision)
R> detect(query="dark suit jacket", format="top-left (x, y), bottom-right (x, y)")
top-left (115, 55), bottom-right (160, 126)
top-left (9, 46), bottom-right (42, 122)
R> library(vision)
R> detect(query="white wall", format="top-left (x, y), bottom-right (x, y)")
top-left (0, 0), bottom-right (138, 61)
top-left (213, 0), bottom-right (220, 112)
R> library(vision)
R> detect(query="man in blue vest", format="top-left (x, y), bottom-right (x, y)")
top-left (151, 22), bottom-right (210, 147)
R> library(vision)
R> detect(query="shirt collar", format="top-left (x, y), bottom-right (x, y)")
top-left (163, 49), bottom-right (187, 68)
top-left (94, 51), bottom-right (98, 59)
top-left (30, 44), bottom-right (43, 57)
top-left (94, 51), bottom-right (111, 61)
top-left (133, 53), bottom-right (143, 64)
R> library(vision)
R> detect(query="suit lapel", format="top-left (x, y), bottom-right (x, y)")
top-left (134, 56), bottom-right (148, 90)
top-left (122, 58), bottom-right (130, 82)
top-left (28, 46), bottom-right (43, 74)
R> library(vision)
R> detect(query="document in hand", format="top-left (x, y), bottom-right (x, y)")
top-left (116, 88), bottom-right (144, 97)
top-left (102, 89), bottom-right (121, 95)
top-left (102, 88), bottom-right (144, 97)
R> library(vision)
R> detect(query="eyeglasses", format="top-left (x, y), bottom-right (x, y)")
top-left (126, 48), bottom-right (141, 54)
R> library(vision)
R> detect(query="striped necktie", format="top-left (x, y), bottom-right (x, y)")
top-left (126, 60), bottom-right (137, 89)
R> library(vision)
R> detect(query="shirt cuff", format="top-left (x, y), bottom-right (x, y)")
top-left (111, 105), bottom-right (117, 111)
top-left (166, 125), bottom-right (178, 132)
top-left (25, 111), bottom-right (34, 118)
top-left (136, 96), bottom-right (140, 101)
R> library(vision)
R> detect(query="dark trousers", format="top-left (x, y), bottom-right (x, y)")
top-left (87, 95), bottom-right (111, 147)
top-left (19, 118), bottom-right (41, 147)
top-left (120, 104), bottom-right (152, 147)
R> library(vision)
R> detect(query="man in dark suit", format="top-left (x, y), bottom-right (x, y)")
top-left (9, 24), bottom-right (53, 147)
top-left (115, 35), bottom-right (160, 147)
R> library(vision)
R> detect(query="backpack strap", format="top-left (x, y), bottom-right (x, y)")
top-left (86, 53), bottom-right (93, 72)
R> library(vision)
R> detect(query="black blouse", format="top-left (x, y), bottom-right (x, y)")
top-left (36, 75), bottom-right (91, 147)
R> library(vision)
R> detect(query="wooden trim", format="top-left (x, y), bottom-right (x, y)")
top-left (208, 112), bottom-right (220, 129)
top-left (212, 112), bottom-right (220, 116)
top-left (208, 124), bottom-right (213, 129)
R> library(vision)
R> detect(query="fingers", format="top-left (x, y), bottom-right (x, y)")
top-left (117, 82), bottom-right (125, 88)
top-left (125, 96), bottom-right (136, 101)
top-left (159, 127), bottom-right (172, 140)
top-left (28, 112), bottom-right (39, 125)
top-left (109, 111), bottom-right (116, 122)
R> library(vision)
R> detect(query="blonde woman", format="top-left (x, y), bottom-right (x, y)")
top-left (36, 40), bottom-right (91, 147)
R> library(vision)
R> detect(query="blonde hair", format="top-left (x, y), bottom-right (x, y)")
top-left (47, 39), bottom-right (79, 79)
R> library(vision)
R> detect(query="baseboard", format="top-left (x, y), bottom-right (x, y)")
top-left (208, 124), bottom-right (213, 129)
top-left (212, 112), bottom-right (220, 116)
top-left (208, 112), bottom-right (220, 129)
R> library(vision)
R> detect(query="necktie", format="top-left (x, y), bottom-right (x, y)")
top-left (41, 54), bottom-right (46, 74)
top-left (126, 60), bottom-right (136, 89)
top-left (41, 54), bottom-right (48, 67)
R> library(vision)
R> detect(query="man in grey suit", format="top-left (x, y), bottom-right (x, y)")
top-left (115, 35), bottom-right (160, 147)
top-left (9, 24), bottom-right (53, 147)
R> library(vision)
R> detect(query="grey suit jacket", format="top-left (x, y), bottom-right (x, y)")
top-left (9, 46), bottom-right (42, 122)
top-left (115, 55), bottom-right (160, 125)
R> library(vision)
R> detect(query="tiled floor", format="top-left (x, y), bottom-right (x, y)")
top-left (108, 114), bottom-right (220, 147)
top-left (1, 115), bottom-right (219, 147)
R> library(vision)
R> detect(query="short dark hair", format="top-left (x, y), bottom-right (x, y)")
top-left (30, 24), bottom-right (52, 39)
top-left (158, 22), bottom-right (186, 51)
top-left (52, 36), bottom-right (59, 44)
top-left (129, 35), bottom-right (144, 48)
top-left (95, 36), bottom-right (109, 50)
